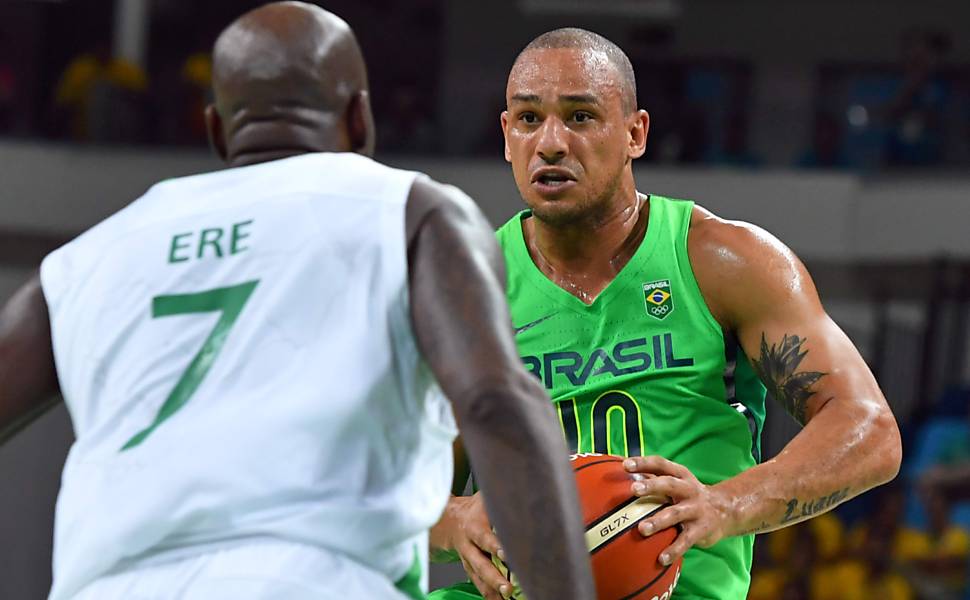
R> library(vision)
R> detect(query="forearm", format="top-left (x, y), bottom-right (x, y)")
top-left (0, 275), bottom-right (60, 440)
top-left (457, 378), bottom-right (594, 600)
top-left (714, 397), bottom-right (901, 536)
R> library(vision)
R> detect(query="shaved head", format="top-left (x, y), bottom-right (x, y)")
top-left (501, 27), bottom-right (649, 228)
top-left (513, 28), bottom-right (637, 113)
top-left (208, 1), bottom-right (374, 164)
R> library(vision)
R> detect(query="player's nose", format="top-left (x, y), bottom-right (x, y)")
top-left (535, 117), bottom-right (568, 163)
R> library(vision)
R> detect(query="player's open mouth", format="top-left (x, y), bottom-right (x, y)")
top-left (531, 168), bottom-right (577, 194)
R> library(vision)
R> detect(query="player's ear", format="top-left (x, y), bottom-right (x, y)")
top-left (205, 105), bottom-right (229, 163)
top-left (347, 90), bottom-right (376, 157)
top-left (500, 111), bottom-right (512, 163)
top-left (628, 109), bottom-right (649, 160)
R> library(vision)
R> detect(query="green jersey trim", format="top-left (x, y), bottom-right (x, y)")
top-left (666, 198), bottom-right (765, 465)
top-left (395, 546), bottom-right (426, 600)
top-left (503, 196), bottom-right (667, 313)
top-left (670, 204), bottom-right (723, 336)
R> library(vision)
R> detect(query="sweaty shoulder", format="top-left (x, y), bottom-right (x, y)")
top-left (686, 204), bottom-right (820, 331)
top-left (405, 176), bottom-right (490, 245)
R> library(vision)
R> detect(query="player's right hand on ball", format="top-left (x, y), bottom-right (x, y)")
top-left (432, 492), bottom-right (513, 600)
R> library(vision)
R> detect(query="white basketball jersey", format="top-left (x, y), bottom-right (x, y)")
top-left (40, 153), bottom-right (457, 600)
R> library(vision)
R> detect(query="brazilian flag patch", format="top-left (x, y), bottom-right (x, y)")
top-left (643, 279), bottom-right (673, 320)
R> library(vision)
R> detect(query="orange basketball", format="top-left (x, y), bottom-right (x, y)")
top-left (491, 453), bottom-right (683, 599)
top-left (572, 453), bottom-right (682, 599)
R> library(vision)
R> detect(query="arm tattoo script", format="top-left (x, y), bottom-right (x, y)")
top-left (781, 488), bottom-right (850, 524)
top-left (737, 521), bottom-right (772, 536)
top-left (752, 333), bottom-right (826, 425)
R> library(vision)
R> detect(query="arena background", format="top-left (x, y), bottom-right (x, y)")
top-left (1, 0), bottom-right (969, 598)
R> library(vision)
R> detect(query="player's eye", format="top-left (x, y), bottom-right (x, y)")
top-left (519, 112), bottom-right (539, 124)
top-left (572, 111), bottom-right (593, 123)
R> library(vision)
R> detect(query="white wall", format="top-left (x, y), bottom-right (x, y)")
top-left (854, 176), bottom-right (970, 259)
top-left (2, 142), bottom-right (967, 260)
top-left (0, 141), bottom-right (221, 234)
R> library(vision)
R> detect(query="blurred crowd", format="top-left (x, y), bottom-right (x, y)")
top-left (803, 29), bottom-right (966, 171)
top-left (749, 386), bottom-right (970, 600)
top-left (0, 0), bottom-right (442, 150)
top-left (48, 43), bottom-right (209, 145)
top-left (5, 20), bottom-right (966, 170)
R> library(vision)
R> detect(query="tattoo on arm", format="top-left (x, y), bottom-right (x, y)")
top-left (781, 488), bottom-right (850, 524)
top-left (738, 521), bottom-right (771, 536)
top-left (752, 333), bottom-right (826, 424)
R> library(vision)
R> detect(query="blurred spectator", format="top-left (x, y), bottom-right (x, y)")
top-left (748, 533), bottom-right (787, 600)
top-left (750, 514), bottom-right (849, 600)
top-left (52, 43), bottom-right (149, 142)
top-left (0, 32), bottom-right (16, 133)
top-left (181, 52), bottom-right (213, 141)
top-left (885, 28), bottom-right (951, 166)
top-left (376, 80), bottom-right (437, 154)
top-left (749, 506), bottom-right (921, 600)
top-left (709, 112), bottom-right (761, 167)
top-left (847, 483), bottom-right (914, 561)
top-left (652, 102), bottom-right (710, 164)
top-left (779, 576), bottom-right (812, 600)
top-left (798, 112), bottom-right (849, 169)
top-left (154, 50), bottom-right (212, 145)
top-left (848, 386), bottom-right (970, 598)
top-left (915, 436), bottom-right (970, 596)
top-left (839, 485), bottom-right (915, 599)
top-left (470, 95), bottom-right (507, 157)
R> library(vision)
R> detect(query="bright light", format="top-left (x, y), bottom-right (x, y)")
top-left (847, 105), bottom-right (869, 128)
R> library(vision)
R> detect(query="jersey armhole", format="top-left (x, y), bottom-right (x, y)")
top-left (39, 249), bottom-right (67, 315)
top-left (676, 204), bottom-right (723, 337)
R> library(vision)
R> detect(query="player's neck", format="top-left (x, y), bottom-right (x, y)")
top-left (525, 187), bottom-right (648, 304)
top-left (229, 149), bottom-right (313, 167)
top-left (226, 128), bottom-right (350, 168)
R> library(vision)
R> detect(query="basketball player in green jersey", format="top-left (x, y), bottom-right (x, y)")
top-left (429, 29), bottom-right (902, 600)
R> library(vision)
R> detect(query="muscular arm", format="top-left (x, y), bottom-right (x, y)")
top-left (629, 210), bottom-right (901, 564)
top-left (406, 178), bottom-right (594, 600)
top-left (0, 274), bottom-right (61, 444)
top-left (694, 213), bottom-right (901, 535)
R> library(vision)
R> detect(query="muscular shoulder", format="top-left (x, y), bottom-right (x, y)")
top-left (687, 204), bottom-right (819, 331)
top-left (405, 176), bottom-right (488, 244)
top-left (404, 176), bottom-right (503, 282)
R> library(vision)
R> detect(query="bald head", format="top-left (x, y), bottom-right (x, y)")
top-left (513, 28), bottom-right (637, 113)
top-left (208, 2), bottom-right (374, 164)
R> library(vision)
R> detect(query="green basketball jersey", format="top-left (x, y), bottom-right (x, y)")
top-left (496, 196), bottom-right (767, 600)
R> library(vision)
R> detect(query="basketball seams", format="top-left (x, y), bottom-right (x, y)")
top-left (617, 563), bottom-right (676, 600)
top-left (573, 457), bottom-right (624, 473)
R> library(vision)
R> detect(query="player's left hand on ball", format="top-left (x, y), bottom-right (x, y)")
top-left (437, 492), bottom-right (513, 600)
top-left (623, 456), bottom-right (731, 567)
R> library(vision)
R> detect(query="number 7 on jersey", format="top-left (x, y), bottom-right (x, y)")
top-left (120, 280), bottom-right (259, 451)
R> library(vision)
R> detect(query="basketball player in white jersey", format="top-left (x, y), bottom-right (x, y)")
top-left (0, 4), bottom-right (594, 600)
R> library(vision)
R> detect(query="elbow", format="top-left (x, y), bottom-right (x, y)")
top-left (453, 372), bottom-right (547, 433)
top-left (870, 407), bottom-right (903, 485)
